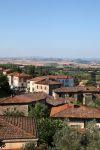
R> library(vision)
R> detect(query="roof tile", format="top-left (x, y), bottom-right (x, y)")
top-left (51, 105), bottom-right (100, 119)
top-left (0, 116), bottom-right (37, 140)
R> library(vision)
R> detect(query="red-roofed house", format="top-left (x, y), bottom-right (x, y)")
top-left (0, 92), bottom-right (48, 116)
top-left (29, 76), bottom-right (47, 92)
top-left (50, 105), bottom-right (100, 128)
top-left (33, 80), bottom-right (62, 95)
top-left (48, 75), bottom-right (74, 87)
top-left (7, 72), bottom-right (32, 90)
top-left (29, 75), bottom-right (74, 93)
top-left (3, 69), bottom-right (13, 75)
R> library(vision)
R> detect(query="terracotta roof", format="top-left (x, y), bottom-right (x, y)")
top-left (36, 80), bottom-right (62, 85)
top-left (0, 68), bottom-right (3, 71)
top-left (3, 69), bottom-right (12, 72)
top-left (8, 72), bottom-right (32, 78)
top-left (0, 116), bottom-right (37, 140)
top-left (0, 92), bottom-right (47, 105)
top-left (48, 75), bottom-right (73, 79)
top-left (14, 73), bottom-right (32, 78)
top-left (50, 104), bottom-right (73, 116)
top-left (3, 69), bottom-right (12, 74)
top-left (8, 72), bottom-right (18, 76)
top-left (30, 76), bottom-right (47, 82)
top-left (53, 86), bottom-right (100, 93)
top-left (46, 97), bottom-right (75, 106)
top-left (46, 97), bottom-right (66, 106)
top-left (51, 105), bottom-right (100, 119)
top-left (30, 75), bottom-right (74, 82)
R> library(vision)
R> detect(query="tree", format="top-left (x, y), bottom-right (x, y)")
top-left (37, 118), bottom-right (64, 146)
top-left (52, 125), bottom-right (81, 150)
top-left (0, 73), bottom-right (11, 97)
top-left (87, 98), bottom-right (100, 108)
top-left (84, 120), bottom-right (100, 150)
top-left (74, 77), bottom-right (79, 86)
top-left (0, 140), bottom-right (5, 148)
top-left (50, 120), bottom-right (100, 150)
top-left (22, 141), bottom-right (35, 150)
top-left (29, 103), bottom-right (50, 119)
top-left (86, 71), bottom-right (97, 86)
top-left (23, 65), bottom-right (35, 76)
top-left (86, 79), bottom-right (97, 86)
top-left (29, 103), bottom-right (64, 146)
top-left (0, 63), bottom-right (22, 73)
top-left (39, 144), bottom-right (48, 150)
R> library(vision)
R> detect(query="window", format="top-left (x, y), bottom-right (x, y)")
top-left (62, 94), bottom-right (65, 98)
top-left (7, 108), bottom-right (9, 111)
top-left (23, 78), bottom-right (26, 82)
top-left (65, 79), bottom-right (68, 83)
top-left (70, 125), bottom-right (81, 128)
top-left (37, 85), bottom-right (38, 89)
top-left (41, 86), bottom-right (42, 89)
top-left (45, 86), bottom-right (46, 90)
top-left (14, 107), bottom-right (17, 111)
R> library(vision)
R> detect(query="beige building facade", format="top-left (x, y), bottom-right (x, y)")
top-left (7, 73), bottom-right (32, 90)
top-left (2, 139), bottom-right (38, 150)
top-left (50, 105), bottom-right (100, 129)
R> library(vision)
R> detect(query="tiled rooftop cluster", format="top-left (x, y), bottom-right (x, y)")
top-left (0, 116), bottom-right (37, 140)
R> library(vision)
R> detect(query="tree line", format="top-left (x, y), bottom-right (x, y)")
top-left (0, 63), bottom-right (57, 77)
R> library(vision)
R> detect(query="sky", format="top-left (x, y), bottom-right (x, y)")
top-left (0, 0), bottom-right (100, 58)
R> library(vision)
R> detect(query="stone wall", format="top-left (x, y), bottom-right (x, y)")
top-left (0, 105), bottom-right (28, 116)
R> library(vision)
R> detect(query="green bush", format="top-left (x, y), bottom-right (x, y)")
top-left (22, 141), bottom-right (35, 150)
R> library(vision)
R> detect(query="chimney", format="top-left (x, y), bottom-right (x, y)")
top-left (64, 99), bottom-right (68, 104)
top-left (11, 93), bottom-right (15, 98)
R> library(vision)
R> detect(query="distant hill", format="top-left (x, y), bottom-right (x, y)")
top-left (74, 59), bottom-right (91, 64)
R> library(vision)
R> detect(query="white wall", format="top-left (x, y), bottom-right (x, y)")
top-left (7, 75), bottom-right (13, 86)
top-left (34, 84), bottom-right (49, 94)
top-left (13, 77), bottom-right (27, 88)
top-left (69, 121), bottom-right (84, 128)
top-left (30, 81), bottom-right (36, 92)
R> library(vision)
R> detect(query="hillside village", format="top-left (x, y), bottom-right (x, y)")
top-left (0, 65), bottom-right (100, 149)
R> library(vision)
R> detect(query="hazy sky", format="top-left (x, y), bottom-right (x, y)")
top-left (0, 0), bottom-right (100, 58)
